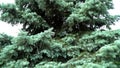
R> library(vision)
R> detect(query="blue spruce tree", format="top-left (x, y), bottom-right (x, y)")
top-left (0, 0), bottom-right (120, 68)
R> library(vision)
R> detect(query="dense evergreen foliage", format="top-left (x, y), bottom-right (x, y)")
top-left (0, 0), bottom-right (120, 68)
top-left (0, 33), bottom-right (13, 49)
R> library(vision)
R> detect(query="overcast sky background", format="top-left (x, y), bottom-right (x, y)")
top-left (0, 0), bottom-right (120, 36)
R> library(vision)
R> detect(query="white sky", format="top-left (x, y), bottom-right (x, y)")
top-left (108, 0), bottom-right (120, 30)
top-left (0, 0), bottom-right (120, 36)
top-left (0, 0), bottom-right (15, 4)
top-left (0, 21), bottom-right (22, 36)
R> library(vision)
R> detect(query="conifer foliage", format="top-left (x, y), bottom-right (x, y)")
top-left (0, 0), bottom-right (120, 68)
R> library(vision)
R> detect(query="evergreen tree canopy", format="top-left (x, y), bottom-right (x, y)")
top-left (0, 0), bottom-right (120, 68)
top-left (0, 33), bottom-right (13, 49)
top-left (0, 0), bottom-right (119, 35)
